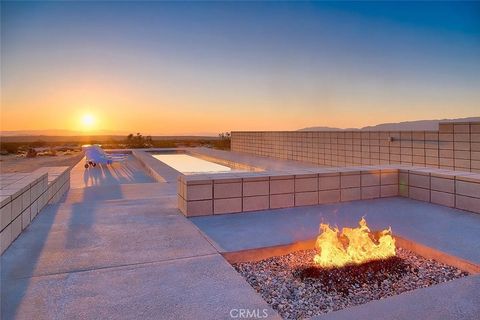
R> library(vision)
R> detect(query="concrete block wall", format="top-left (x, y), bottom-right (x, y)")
top-left (0, 167), bottom-right (71, 255)
top-left (178, 167), bottom-right (400, 217)
top-left (399, 167), bottom-right (480, 214)
top-left (178, 166), bottom-right (480, 217)
top-left (231, 121), bottom-right (480, 173)
top-left (1, 172), bottom-right (48, 255)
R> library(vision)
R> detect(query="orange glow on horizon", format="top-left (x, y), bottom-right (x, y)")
top-left (1, 78), bottom-right (478, 135)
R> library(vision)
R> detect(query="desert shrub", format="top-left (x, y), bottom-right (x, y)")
top-left (26, 148), bottom-right (37, 158)
top-left (29, 140), bottom-right (48, 148)
top-left (125, 133), bottom-right (153, 148)
top-left (0, 142), bottom-right (22, 154)
top-left (213, 132), bottom-right (231, 150)
top-left (152, 140), bottom-right (177, 148)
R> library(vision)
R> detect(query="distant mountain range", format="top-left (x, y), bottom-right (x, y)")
top-left (299, 117), bottom-right (480, 132)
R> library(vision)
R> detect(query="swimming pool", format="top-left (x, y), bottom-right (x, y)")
top-left (153, 154), bottom-right (234, 174)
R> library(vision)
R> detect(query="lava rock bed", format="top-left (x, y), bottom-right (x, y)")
top-left (233, 248), bottom-right (468, 320)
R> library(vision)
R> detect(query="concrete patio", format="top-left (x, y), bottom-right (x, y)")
top-left (2, 153), bottom-right (480, 320)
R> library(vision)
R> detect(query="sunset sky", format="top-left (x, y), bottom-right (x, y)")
top-left (1, 1), bottom-right (479, 135)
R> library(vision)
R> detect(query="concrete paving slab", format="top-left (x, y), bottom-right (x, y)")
top-left (29, 197), bottom-right (177, 227)
top-left (70, 155), bottom-right (155, 189)
top-left (63, 182), bottom-right (177, 203)
top-left (191, 197), bottom-right (480, 264)
top-left (2, 254), bottom-right (280, 320)
top-left (1, 198), bottom-right (217, 278)
top-left (313, 275), bottom-right (480, 320)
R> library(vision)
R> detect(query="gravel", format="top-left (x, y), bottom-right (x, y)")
top-left (233, 248), bottom-right (468, 319)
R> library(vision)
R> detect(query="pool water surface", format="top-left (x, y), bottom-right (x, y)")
top-left (153, 154), bottom-right (233, 174)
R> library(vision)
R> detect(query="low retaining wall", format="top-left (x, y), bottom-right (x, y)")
top-left (178, 166), bottom-right (480, 217)
top-left (0, 167), bottom-right (71, 255)
top-left (232, 121), bottom-right (480, 173)
top-left (399, 167), bottom-right (480, 213)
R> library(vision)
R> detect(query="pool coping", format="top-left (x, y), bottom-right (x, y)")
top-left (131, 147), bottom-right (306, 183)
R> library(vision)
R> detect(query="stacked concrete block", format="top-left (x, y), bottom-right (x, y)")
top-left (269, 173), bottom-right (295, 208)
top-left (361, 169), bottom-right (380, 199)
top-left (352, 132), bottom-right (362, 166)
top-left (472, 123), bottom-right (480, 173)
top-left (369, 132), bottom-right (380, 166)
top-left (388, 132), bottom-right (400, 165)
top-left (177, 175), bottom-right (213, 216)
top-left (340, 169), bottom-right (361, 202)
top-left (407, 168), bottom-right (431, 202)
top-left (294, 172), bottom-right (317, 207)
top-left (424, 131), bottom-right (439, 167)
top-left (361, 133), bottom-right (370, 166)
top-left (213, 177), bottom-right (242, 215)
top-left (178, 164), bottom-right (480, 217)
top-left (33, 167), bottom-right (71, 204)
top-left (398, 168), bottom-right (480, 214)
top-left (1, 167), bottom-right (71, 255)
top-left (412, 131), bottom-right (425, 166)
top-left (179, 167), bottom-right (402, 217)
top-left (231, 121), bottom-right (480, 173)
top-left (242, 175), bottom-right (270, 212)
top-left (1, 172), bottom-right (47, 255)
top-left (438, 123), bottom-right (454, 170)
top-left (380, 168), bottom-right (399, 197)
top-left (455, 174), bottom-right (480, 214)
top-left (430, 171), bottom-right (456, 207)
top-left (400, 132), bottom-right (413, 165)
top-left (398, 168), bottom-right (409, 197)
top-left (453, 123), bottom-right (471, 171)
top-left (318, 172), bottom-right (341, 204)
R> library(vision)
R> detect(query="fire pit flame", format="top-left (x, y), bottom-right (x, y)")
top-left (313, 217), bottom-right (396, 268)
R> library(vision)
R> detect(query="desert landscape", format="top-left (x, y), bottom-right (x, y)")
top-left (0, 152), bottom-right (83, 173)
top-left (1, 2), bottom-right (479, 320)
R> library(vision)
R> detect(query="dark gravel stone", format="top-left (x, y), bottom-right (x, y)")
top-left (232, 248), bottom-right (468, 320)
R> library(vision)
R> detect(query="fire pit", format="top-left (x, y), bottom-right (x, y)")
top-left (231, 219), bottom-right (469, 319)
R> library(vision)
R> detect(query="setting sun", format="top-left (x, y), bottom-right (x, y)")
top-left (81, 114), bottom-right (95, 129)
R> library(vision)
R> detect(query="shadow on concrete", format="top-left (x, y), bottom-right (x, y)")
top-left (0, 203), bottom-right (60, 319)
top-left (73, 156), bottom-right (154, 189)
top-left (65, 201), bottom-right (98, 250)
